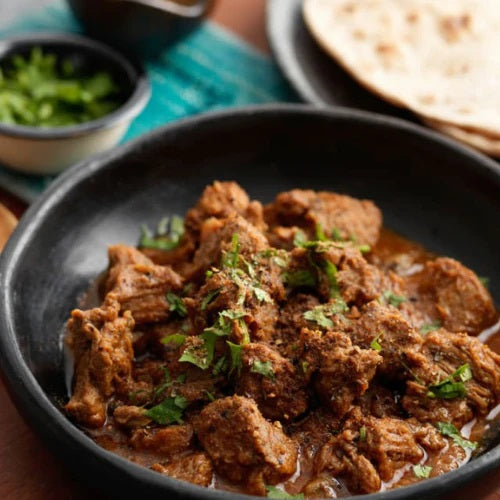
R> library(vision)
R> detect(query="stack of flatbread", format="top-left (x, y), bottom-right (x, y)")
top-left (303, 0), bottom-right (500, 156)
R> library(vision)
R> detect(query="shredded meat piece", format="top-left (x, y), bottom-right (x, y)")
top-left (105, 245), bottom-right (184, 324)
top-left (265, 189), bottom-right (382, 247)
top-left (402, 330), bottom-right (500, 427)
top-left (185, 181), bottom-right (266, 239)
top-left (65, 295), bottom-right (134, 427)
top-left (194, 396), bottom-right (298, 495)
top-left (299, 329), bottom-right (382, 417)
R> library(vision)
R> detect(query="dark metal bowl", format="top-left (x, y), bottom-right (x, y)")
top-left (66, 0), bottom-right (214, 56)
top-left (0, 105), bottom-right (498, 499)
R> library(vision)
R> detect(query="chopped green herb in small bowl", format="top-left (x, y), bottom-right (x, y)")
top-left (0, 33), bottom-right (150, 174)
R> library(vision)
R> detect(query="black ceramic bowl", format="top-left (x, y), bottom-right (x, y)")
top-left (0, 33), bottom-right (150, 174)
top-left (66, 0), bottom-right (214, 56)
top-left (0, 105), bottom-right (498, 499)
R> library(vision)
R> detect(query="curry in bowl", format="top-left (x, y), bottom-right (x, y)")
top-left (64, 181), bottom-right (499, 498)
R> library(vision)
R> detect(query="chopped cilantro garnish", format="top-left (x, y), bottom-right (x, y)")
top-left (331, 228), bottom-right (343, 241)
top-left (227, 341), bottom-right (243, 375)
top-left (301, 361), bottom-right (309, 374)
top-left (212, 355), bottom-right (228, 376)
top-left (370, 332), bottom-right (383, 352)
top-left (382, 290), bottom-right (407, 308)
top-left (222, 233), bottom-right (240, 268)
top-left (303, 300), bottom-right (349, 328)
top-left (179, 332), bottom-right (218, 370)
top-left (273, 256), bottom-right (288, 268)
top-left (479, 276), bottom-right (489, 288)
top-left (140, 215), bottom-right (184, 250)
top-left (357, 244), bottom-right (371, 254)
top-left (254, 286), bottom-right (272, 303)
top-left (282, 269), bottom-right (317, 288)
top-left (321, 259), bottom-right (341, 298)
top-left (359, 426), bottom-right (367, 442)
top-left (420, 320), bottom-right (442, 334)
top-left (251, 360), bottom-right (275, 380)
top-left (413, 465), bottom-right (432, 479)
top-left (293, 230), bottom-right (308, 248)
top-left (427, 363), bottom-right (472, 400)
top-left (201, 288), bottom-right (222, 310)
top-left (166, 292), bottom-right (187, 317)
top-left (266, 486), bottom-right (304, 499)
top-left (145, 395), bottom-right (188, 425)
top-left (204, 390), bottom-right (216, 402)
top-left (161, 333), bottom-right (187, 346)
top-left (315, 223), bottom-right (328, 242)
top-left (436, 422), bottom-right (477, 450)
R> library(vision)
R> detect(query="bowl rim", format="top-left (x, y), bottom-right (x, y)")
top-left (0, 32), bottom-right (151, 140)
top-left (0, 103), bottom-right (499, 499)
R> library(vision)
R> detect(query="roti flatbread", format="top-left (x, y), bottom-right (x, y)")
top-left (425, 119), bottom-right (500, 157)
top-left (303, 0), bottom-right (500, 137)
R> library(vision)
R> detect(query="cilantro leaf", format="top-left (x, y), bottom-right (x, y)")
top-left (227, 341), bottom-right (243, 375)
top-left (420, 320), bottom-right (442, 334)
top-left (266, 486), bottom-right (304, 499)
top-left (179, 332), bottom-right (218, 370)
top-left (321, 259), bottom-right (341, 299)
top-left (145, 396), bottom-right (188, 425)
top-left (303, 300), bottom-right (348, 329)
top-left (253, 286), bottom-right (272, 303)
top-left (315, 223), bottom-right (328, 242)
top-left (382, 290), bottom-right (407, 308)
top-left (427, 363), bottom-right (472, 400)
top-left (221, 233), bottom-right (240, 268)
top-left (139, 215), bottom-right (184, 250)
top-left (359, 426), bottom-right (367, 442)
top-left (166, 292), bottom-right (187, 317)
top-left (201, 288), bottom-right (222, 310)
top-left (413, 465), bottom-right (432, 479)
top-left (161, 333), bottom-right (187, 346)
top-left (370, 332), bottom-right (383, 352)
top-left (293, 230), bottom-right (308, 248)
top-left (251, 360), bottom-right (275, 380)
top-left (436, 422), bottom-right (477, 450)
top-left (282, 269), bottom-right (317, 288)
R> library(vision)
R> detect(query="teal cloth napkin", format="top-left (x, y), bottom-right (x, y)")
top-left (0, 1), bottom-right (296, 202)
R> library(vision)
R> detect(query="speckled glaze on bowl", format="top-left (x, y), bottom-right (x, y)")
top-left (0, 105), bottom-right (498, 499)
top-left (0, 33), bottom-right (150, 174)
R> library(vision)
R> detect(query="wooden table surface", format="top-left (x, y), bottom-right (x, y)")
top-left (0, 0), bottom-right (498, 498)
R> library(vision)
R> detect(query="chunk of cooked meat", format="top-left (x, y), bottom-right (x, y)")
top-left (105, 245), bottom-right (184, 324)
top-left (265, 189), bottom-right (382, 247)
top-left (402, 330), bottom-right (500, 427)
top-left (186, 214), bottom-right (269, 282)
top-left (130, 424), bottom-right (194, 457)
top-left (299, 329), bottom-right (382, 417)
top-left (65, 296), bottom-right (134, 427)
top-left (194, 396), bottom-right (298, 495)
top-left (151, 452), bottom-right (214, 487)
top-left (113, 405), bottom-right (152, 428)
top-left (285, 245), bottom-right (384, 306)
top-left (402, 258), bottom-right (497, 335)
top-left (235, 343), bottom-right (308, 421)
top-left (348, 300), bottom-right (424, 379)
top-left (316, 408), bottom-right (435, 493)
top-left (184, 181), bottom-right (266, 239)
top-left (191, 265), bottom-right (279, 345)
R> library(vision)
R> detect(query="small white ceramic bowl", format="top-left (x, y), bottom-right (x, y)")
top-left (0, 33), bottom-right (151, 174)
